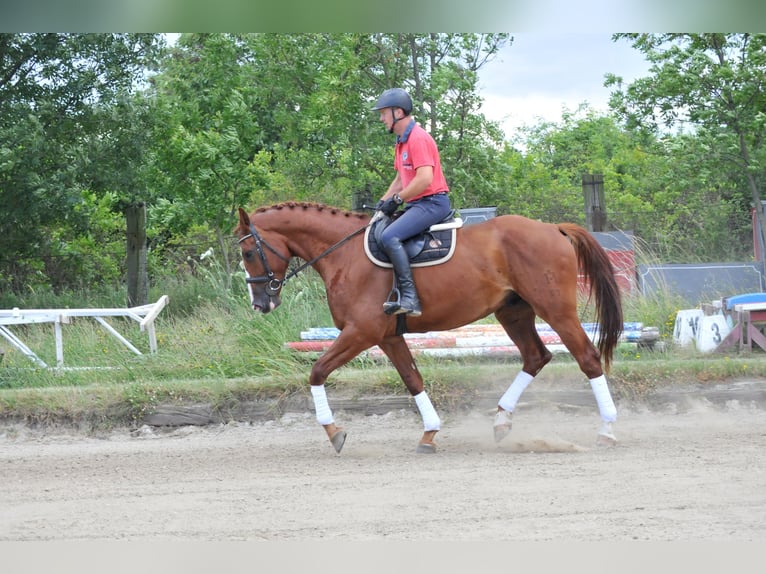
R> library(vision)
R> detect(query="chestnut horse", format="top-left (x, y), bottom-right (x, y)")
top-left (235, 202), bottom-right (623, 454)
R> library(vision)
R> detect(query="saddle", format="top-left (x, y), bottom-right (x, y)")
top-left (364, 211), bottom-right (463, 268)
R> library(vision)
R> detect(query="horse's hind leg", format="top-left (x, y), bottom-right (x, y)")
top-left (378, 335), bottom-right (440, 453)
top-left (550, 317), bottom-right (618, 446)
top-left (492, 298), bottom-right (552, 442)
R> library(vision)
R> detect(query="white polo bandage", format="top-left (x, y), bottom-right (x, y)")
top-left (414, 391), bottom-right (440, 431)
top-left (310, 384), bottom-right (334, 425)
top-left (590, 375), bottom-right (617, 422)
top-left (498, 371), bottom-right (534, 412)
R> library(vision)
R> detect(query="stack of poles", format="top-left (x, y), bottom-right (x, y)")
top-left (286, 322), bottom-right (651, 359)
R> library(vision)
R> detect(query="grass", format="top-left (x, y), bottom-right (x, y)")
top-left (2, 264), bottom-right (765, 430)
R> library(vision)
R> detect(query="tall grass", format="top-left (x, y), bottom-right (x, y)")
top-left (0, 250), bottom-right (333, 389)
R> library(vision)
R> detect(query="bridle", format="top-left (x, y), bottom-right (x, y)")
top-left (238, 223), bottom-right (289, 297)
top-left (238, 220), bottom-right (370, 297)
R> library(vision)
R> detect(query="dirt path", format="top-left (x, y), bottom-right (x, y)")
top-left (1, 388), bottom-right (765, 541)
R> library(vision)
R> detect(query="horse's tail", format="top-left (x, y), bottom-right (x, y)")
top-left (558, 223), bottom-right (624, 372)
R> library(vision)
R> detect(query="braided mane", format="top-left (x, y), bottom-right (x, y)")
top-left (254, 201), bottom-right (367, 220)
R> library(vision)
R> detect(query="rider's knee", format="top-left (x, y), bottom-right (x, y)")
top-left (379, 233), bottom-right (403, 250)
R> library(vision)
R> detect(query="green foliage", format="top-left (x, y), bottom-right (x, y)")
top-left (149, 36), bottom-right (268, 236)
top-left (498, 102), bottom-right (757, 261)
top-left (608, 33), bottom-right (766, 255)
top-left (3, 32), bottom-right (766, 297)
top-left (0, 33), bottom-right (165, 292)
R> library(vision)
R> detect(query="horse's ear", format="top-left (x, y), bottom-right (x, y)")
top-left (238, 207), bottom-right (251, 228)
top-left (234, 207), bottom-right (252, 237)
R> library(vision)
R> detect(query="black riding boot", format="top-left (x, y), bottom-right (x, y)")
top-left (382, 240), bottom-right (422, 317)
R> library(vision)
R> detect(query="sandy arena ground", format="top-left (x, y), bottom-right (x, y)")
top-left (1, 385), bottom-right (764, 543)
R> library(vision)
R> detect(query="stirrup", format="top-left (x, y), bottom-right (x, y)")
top-left (383, 287), bottom-right (402, 315)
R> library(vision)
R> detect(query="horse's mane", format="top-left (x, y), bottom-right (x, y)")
top-left (254, 201), bottom-right (368, 220)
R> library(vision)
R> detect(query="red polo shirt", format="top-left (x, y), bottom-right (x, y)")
top-left (394, 120), bottom-right (449, 202)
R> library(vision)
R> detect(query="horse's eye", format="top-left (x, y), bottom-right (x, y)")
top-left (244, 250), bottom-right (255, 262)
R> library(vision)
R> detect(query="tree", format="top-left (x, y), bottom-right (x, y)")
top-left (606, 33), bottom-right (766, 260)
top-left (504, 106), bottom-right (655, 225)
top-left (0, 33), bottom-right (165, 293)
top-left (145, 34), bottom-right (275, 280)
top-left (496, 102), bottom-right (754, 261)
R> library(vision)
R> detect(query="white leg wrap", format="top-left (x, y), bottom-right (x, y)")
top-left (310, 385), bottom-right (334, 425)
top-left (414, 391), bottom-right (440, 431)
top-left (498, 371), bottom-right (534, 412)
top-left (590, 375), bottom-right (617, 423)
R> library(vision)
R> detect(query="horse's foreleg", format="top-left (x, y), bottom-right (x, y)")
top-left (309, 384), bottom-right (347, 453)
top-left (309, 331), bottom-right (373, 454)
top-left (379, 336), bottom-right (440, 453)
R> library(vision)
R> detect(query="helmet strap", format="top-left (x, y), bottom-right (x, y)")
top-left (389, 108), bottom-right (403, 134)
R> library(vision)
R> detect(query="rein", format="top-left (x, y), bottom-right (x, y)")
top-left (238, 220), bottom-right (371, 295)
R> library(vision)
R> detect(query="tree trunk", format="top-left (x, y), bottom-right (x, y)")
top-left (735, 131), bottom-right (766, 265)
top-left (126, 202), bottom-right (148, 307)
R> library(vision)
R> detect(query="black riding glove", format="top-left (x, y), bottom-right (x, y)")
top-left (379, 195), bottom-right (401, 217)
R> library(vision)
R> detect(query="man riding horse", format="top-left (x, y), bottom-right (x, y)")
top-left (372, 88), bottom-right (452, 317)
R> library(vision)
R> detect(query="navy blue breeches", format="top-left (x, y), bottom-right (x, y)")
top-left (379, 193), bottom-right (452, 250)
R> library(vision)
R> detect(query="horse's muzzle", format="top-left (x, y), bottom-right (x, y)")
top-left (253, 296), bottom-right (281, 314)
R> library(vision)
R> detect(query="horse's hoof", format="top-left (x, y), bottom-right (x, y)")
top-left (493, 409), bottom-right (513, 443)
top-left (493, 425), bottom-right (511, 443)
top-left (416, 442), bottom-right (437, 454)
top-left (330, 429), bottom-right (347, 453)
top-left (596, 421), bottom-right (616, 448)
top-left (596, 432), bottom-right (617, 448)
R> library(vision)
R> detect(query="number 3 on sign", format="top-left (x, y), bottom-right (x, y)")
top-left (696, 314), bottom-right (731, 353)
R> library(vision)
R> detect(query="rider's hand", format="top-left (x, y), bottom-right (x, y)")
top-left (379, 197), bottom-right (399, 217)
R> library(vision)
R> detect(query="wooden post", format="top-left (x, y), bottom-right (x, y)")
top-left (583, 174), bottom-right (606, 232)
top-left (126, 202), bottom-right (148, 307)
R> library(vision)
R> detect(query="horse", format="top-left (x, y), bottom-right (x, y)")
top-left (235, 201), bottom-right (623, 454)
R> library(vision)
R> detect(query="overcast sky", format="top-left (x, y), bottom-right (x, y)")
top-left (477, 33), bottom-right (651, 139)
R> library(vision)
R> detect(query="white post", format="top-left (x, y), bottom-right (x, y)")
top-left (139, 295), bottom-right (168, 353)
top-left (54, 318), bottom-right (64, 368)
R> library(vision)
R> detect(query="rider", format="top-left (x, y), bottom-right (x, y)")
top-left (372, 87), bottom-right (452, 317)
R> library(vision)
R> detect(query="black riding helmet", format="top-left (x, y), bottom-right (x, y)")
top-left (372, 88), bottom-right (413, 133)
top-left (372, 88), bottom-right (413, 115)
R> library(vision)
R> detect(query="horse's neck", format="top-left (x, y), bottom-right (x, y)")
top-left (278, 214), bottom-right (367, 264)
